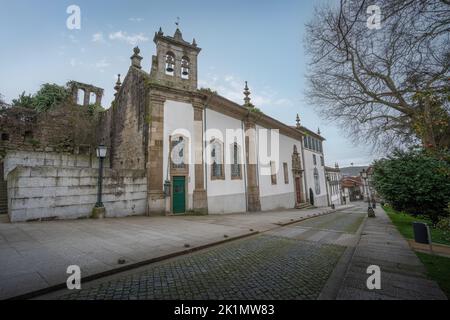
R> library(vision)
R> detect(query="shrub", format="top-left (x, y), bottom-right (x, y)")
top-left (437, 217), bottom-right (450, 232)
top-left (11, 83), bottom-right (70, 112)
top-left (12, 91), bottom-right (35, 109)
top-left (372, 148), bottom-right (450, 224)
top-left (33, 83), bottom-right (70, 112)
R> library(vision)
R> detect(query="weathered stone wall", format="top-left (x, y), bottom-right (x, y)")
top-left (0, 104), bottom-right (100, 161)
top-left (7, 165), bottom-right (147, 222)
top-left (105, 67), bottom-right (149, 171)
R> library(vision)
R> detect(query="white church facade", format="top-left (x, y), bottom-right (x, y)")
top-left (101, 27), bottom-right (329, 215)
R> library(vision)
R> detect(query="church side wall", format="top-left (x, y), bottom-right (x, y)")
top-left (256, 125), bottom-right (298, 211)
top-left (204, 109), bottom-right (246, 214)
top-left (303, 148), bottom-right (328, 207)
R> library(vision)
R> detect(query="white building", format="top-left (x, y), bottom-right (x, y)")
top-left (325, 165), bottom-right (343, 206)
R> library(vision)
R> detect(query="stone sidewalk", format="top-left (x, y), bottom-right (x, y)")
top-left (336, 205), bottom-right (447, 300)
top-left (0, 205), bottom-right (349, 300)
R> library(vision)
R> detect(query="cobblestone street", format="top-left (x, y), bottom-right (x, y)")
top-left (44, 208), bottom-right (367, 300)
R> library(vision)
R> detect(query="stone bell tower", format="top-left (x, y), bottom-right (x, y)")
top-left (150, 27), bottom-right (201, 91)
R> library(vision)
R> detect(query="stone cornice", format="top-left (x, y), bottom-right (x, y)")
top-left (153, 34), bottom-right (202, 53)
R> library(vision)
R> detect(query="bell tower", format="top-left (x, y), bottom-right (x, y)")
top-left (150, 27), bottom-right (201, 91)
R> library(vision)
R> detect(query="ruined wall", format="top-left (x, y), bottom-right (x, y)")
top-left (7, 165), bottom-right (147, 222)
top-left (0, 104), bottom-right (100, 162)
top-left (107, 67), bottom-right (150, 171)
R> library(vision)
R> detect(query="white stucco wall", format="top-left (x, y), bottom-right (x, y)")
top-left (256, 125), bottom-right (299, 211)
top-left (163, 100), bottom-right (196, 210)
top-left (204, 109), bottom-right (246, 214)
top-left (303, 148), bottom-right (328, 207)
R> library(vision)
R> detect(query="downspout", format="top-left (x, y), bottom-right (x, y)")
top-left (300, 136), bottom-right (309, 204)
top-left (203, 93), bottom-right (214, 209)
top-left (241, 119), bottom-right (248, 212)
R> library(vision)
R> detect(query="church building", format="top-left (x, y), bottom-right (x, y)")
top-left (99, 27), bottom-right (328, 216)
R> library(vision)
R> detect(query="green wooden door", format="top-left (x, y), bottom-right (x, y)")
top-left (172, 176), bottom-right (186, 214)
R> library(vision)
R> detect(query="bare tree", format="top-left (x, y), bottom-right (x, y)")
top-left (305, 0), bottom-right (450, 152)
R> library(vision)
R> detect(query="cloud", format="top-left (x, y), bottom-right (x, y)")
top-left (69, 58), bottom-right (83, 67)
top-left (95, 59), bottom-right (110, 69)
top-left (108, 31), bottom-right (149, 46)
top-left (199, 74), bottom-right (293, 110)
top-left (92, 32), bottom-right (104, 43)
top-left (68, 34), bottom-right (78, 44)
top-left (129, 17), bottom-right (144, 22)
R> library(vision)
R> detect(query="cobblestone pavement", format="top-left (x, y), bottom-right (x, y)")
top-left (57, 234), bottom-right (345, 300)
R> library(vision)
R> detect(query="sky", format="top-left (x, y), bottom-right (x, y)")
top-left (0, 0), bottom-right (376, 166)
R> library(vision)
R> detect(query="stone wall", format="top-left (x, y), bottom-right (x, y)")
top-left (0, 103), bottom-right (100, 162)
top-left (104, 67), bottom-right (150, 171)
top-left (7, 165), bottom-right (147, 222)
top-left (3, 150), bottom-right (110, 180)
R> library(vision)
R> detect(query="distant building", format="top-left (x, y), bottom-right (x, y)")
top-left (325, 164), bottom-right (343, 206)
top-left (341, 176), bottom-right (364, 203)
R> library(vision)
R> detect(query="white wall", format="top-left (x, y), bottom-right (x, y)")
top-left (163, 100), bottom-right (196, 210)
top-left (256, 125), bottom-right (299, 211)
top-left (327, 170), bottom-right (342, 205)
top-left (204, 109), bottom-right (246, 214)
top-left (303, 148), bottom-right (328, 207)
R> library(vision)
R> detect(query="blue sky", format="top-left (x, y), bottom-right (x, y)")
top-left (0, 0), bottom-right (375, 166)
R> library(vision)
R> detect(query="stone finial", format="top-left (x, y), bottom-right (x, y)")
top-left (243, 81), bottom-right (252, 107)
top-left (192, 38), bottom-right (197, 47)
top-left (317, 127), bottom-right (321, 135)
top-left (157, 27), bottom-right (163, 36)
top-left (296, 113), bottom-right (301, 129)
top-left (130, 46), bottom-right (143, 69)
top-left (114, 74), bottom-right (121, 97)
top-left (174, 28), bottom-right (183, 41)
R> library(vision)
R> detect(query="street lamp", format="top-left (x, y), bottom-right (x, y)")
top-left (361, 169), bottom-right (375, 217)
top-left (92, 144), bottom-right (107, 219)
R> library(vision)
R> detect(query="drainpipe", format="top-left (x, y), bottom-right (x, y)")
top-left (241, 119), bottom-right (248, 212)
top-left (203, 93), bottom-right (214, 210)
top-left (300, 137), bottom-right (309, 203)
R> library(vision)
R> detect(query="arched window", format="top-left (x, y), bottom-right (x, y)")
top-left (165, 51), bottom-right (175, 76)
top-left (210, 138), bottom-right (224, 180)
top-left (170, 136), bottom-right (187, 170)
top-left (89, 92), bottom-right (97, 105)
top-left (314, 168), bottom-right (321, 195)
top-left (230, 142), bottom-right (241, 179)
top-left (181, 56), bottom-right (190, 79)
top-left (76, 88), bottom-right (85, 105)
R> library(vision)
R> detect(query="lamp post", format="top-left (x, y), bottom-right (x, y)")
top-left (361, 169), bottom-right (375, 217)
top-left (325, 174), bottom-right (331, 207)
top-left (92, 144), bottom-right (107, 219)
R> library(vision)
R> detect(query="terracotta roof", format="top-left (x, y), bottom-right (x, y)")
top-left (341, 176), bottom-right (363, 188)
